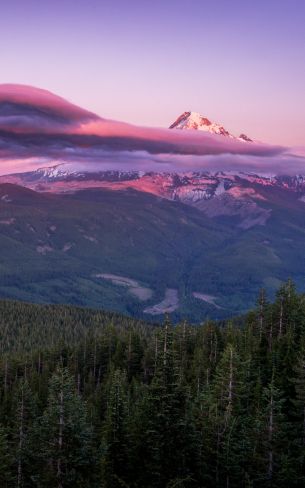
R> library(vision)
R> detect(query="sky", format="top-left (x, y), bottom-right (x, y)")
top-left (0, 0), bottom-right (304, 146)
top-left (0, 84), bottom-right (303, 176)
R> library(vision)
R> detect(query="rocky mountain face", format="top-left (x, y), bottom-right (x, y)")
top-left (2, 165), bottom-right (305, 230)
top-left (0, 106), bottom-right (302, 232)
top-left (1, 109), bottom-right (292, 230)
top-left (169, 111), bottom-right (253, 142)
top-left (0, 92), bottom-right (304, 320)
top-left (1, 173), bottom-right (305, 322)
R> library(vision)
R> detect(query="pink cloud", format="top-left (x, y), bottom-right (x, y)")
top-left (0, 83), bottom-right (304, 176)
top-left (0, 84), bottom-right (97, 121)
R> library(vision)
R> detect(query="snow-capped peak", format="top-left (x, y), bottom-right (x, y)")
top-left (169, 111), bottom-right (252, 142)
top-left (36, 164), bottom-right (71, 178)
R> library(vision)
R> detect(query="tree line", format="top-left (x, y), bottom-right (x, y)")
top-left (0, 280), bottom-right (305, 486)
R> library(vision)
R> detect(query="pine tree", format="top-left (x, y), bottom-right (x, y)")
top-left (33, 367), bottom-right (95, 487)
top-left (136, 317), bottom-right (200, 487)
top-left (101, 369), bottom-right (128, 488)
top-left (257, 288), bottom-right (268, 341)
top-left (255, 373), bottom-right (290, 486)
top-left (11, 378), bottom-right (37, 488)
top-left (100, 368), bottom-right (129, 488)
top-left (291, 357), bottom-right (305, 484)
top-left (0, 425), bottom-right (12, 488)
top-left (207, 344), bottom-right (249, 487)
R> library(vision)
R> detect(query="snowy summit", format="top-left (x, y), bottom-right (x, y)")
top-left (169, 111), bottom-right (252, 142)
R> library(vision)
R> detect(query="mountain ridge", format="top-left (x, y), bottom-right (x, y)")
top-left (0, 84), bottom-right (304, 321)
top-left (169, 110), bottom-right (253, 142)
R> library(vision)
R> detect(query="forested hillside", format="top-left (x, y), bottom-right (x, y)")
top-left (1, 281), bottom-right (305, 487)
top-left (2, 183), bottom-right (305, 322)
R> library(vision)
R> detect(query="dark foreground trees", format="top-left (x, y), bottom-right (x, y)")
top-left (0, 281), bottom-right (305, 486)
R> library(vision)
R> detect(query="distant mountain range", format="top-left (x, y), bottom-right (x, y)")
top-left (2, 162), bottom-right (305, 234)
top-left (0, 84), bottom-right (305, 321)
top-left (1, 163), bottom-right (305, 321)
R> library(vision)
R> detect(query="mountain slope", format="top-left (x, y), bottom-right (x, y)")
top-left (0, 183), bottom-right (228, 321)
top-left (0, 85), bottom-right (304, 321)
top-left (1, 182), bottom-right (305, 321)
top-left (169, 111), bottom-right (253, 142)
top-left (3, 165), bottom-right (305, 233)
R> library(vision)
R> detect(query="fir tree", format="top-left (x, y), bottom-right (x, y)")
top-left (33, 367), bottom-right (95, 487)
top-left (0, 425), bottom-right (13, 488)
top-left (100, 368), bottom-right (129, 488)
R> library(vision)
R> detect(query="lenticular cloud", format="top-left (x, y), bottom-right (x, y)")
top-left (0, 83), bottom-right (303, 176)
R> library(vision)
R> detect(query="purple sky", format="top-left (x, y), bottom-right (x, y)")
top-left (1, 0), bottom-right (304, 146)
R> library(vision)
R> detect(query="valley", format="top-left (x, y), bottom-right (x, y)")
top-left (0, 85), bottom-right (305, 322)
top-left (0, 175), bottom-right (305, 321)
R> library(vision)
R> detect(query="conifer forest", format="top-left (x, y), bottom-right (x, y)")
top-left (0, 281), bottom-right (304, 487)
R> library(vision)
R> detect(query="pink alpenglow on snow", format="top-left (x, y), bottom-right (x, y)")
top-left (170, 111), bottom-right (253, 142)
top-left (0, 84), bottom-right (304, 176)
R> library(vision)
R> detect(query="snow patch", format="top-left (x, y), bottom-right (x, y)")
top-left (84, 235), bottom-right (98, 243)
top-left (36, 245), bottom-right (53, 255)
top-left (27, 223), bottom-right (36, 232)
top-left (193, 292), bottom-right (222, 309)
top-left (0, 218), bottom-right (15, 225)
top-left (62, 243), bottom-right (73, 252)
top-left (1, 194), bottom-right (12, 203)
top-left (144, 289), bottom-right (179, 315)
top-left (94, 273), bottom-right (153, 301)
top-left (214, 180), bottom-right (226, 196)
top-left (170, 111), bottom-right (252, 142)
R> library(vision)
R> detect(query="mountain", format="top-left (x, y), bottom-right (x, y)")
top-left (1, 171), bottom-right (305, 321)
top-left (0, 84), bottom-right (305, 321)
top-left (0, 182), bottom-right (233, 321)
top-left (2, 163), bottom-right (305, 221)
top-left (0, 84), bottom-right (286, 180)
top-left (169, 110), bottom-right (253, 142)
